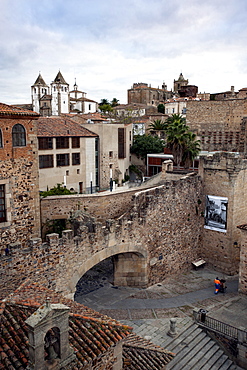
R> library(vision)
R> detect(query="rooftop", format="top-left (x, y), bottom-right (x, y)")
top-left (37, 116), bottom-right (98, 137)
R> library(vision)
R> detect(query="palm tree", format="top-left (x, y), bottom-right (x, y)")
top-left (165, 114), bottom-right (201, 167)
top-left (111, 98), bottom-right (119, 107)
top-left (165, 115), bottom-right (190, 166)
top-left (149, 119), bottom-right (167, 131)
top-left (148, 119), bottom-right (167, 139)
top-left (182, 132), bottom-right (201, 168)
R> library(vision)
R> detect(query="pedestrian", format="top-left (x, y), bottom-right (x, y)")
top-left (214, 277), bottom-right (221, 294)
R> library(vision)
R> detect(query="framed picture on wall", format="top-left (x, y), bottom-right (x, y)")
top-left (204, 195), bottom-right (228, 232)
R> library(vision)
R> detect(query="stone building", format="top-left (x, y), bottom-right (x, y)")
top-left (37, 116), bottom-right (99, 193)
top-left (199, 151), bottom-right (247, 276)
top-left (0, 103), bottom-right (40, 252)
top-left (72, 117), bottom-right (133, 189)
top-left (186, 96), bottom-right (247, 153)
top-left (127, 82), bottom-right (172, 106)
top-left (31, 72), bottom-right (97, 116)
top-left (173, 72), bottom-right (189, 93)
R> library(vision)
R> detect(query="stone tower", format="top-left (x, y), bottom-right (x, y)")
top-left (31, 73), bottom-right (50, 114)
top-left (51, 71), bottom-right (69, 116)
top-left (173, 72), bottom-right (189, 94)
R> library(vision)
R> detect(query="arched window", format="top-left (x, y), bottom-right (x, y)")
top-left (12, 124), bottom-right (26, 147)
top-left (44, 327), bottom-right (60, 361)
top-left (0, 129), bottom-right (3, 148)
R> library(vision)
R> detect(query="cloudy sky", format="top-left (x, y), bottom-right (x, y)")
top-left (1, 0), bottom-right (247, 105)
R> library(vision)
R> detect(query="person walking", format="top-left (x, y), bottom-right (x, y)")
top-left (214, 277), bottom-right (221, 294)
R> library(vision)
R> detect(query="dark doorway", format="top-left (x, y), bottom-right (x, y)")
top-left (74, 257), bottom-right (114, 299)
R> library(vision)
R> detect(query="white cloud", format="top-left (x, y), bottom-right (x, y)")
top-left (1, 0), bottom-right (247, 104)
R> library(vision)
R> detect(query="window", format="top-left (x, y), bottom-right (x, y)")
top-left (118, 128), bottom-right (126, 159)
top-left (12, 124), bottom-right (26, 147)
top-left (109, 151), bottom-right (113, 158)
top-left (57, 154), bottom-right (69, 166)
top-left (172, 108), bottom-right (175, 113)
top-left (0, 129), bottom-right (3, 148)
top-left (89, 104), bottom-right (91, 111)
top-left (72, 137), bottom-right (80, 148)
top-left (56, 137), bottom-right (69, 149)
top-left (72, 152), bottom-right (80, 165)
top-left (38, 137), bottom-right (53, 150)
top-left (0, 185), bottom-right (6, 222)
top-left (39, 155), bottom-right (53, 168)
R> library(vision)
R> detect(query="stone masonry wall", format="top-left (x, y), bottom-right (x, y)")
top-left (199, 152), bottom-right (247, 274)
top-left (0, 174), bottom-right (204, 298)
top-left (0, 116), bottom-right (40, 253)
top-left (40, 188), bottom-right (144, 228)
top-left (237, 225), bottom-right (247, 294)
top-left (186, 99), bottom-right (247, 152)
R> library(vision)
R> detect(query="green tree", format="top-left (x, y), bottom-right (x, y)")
top-left (99, 98), bottom-right (110, 106)
top-left (40, 183), bottom-right (75, 197)
top-left (149, 119), bottom-right (167, 131)
top-left (111, 98), bottom-right (119, 107)
top-left (165, 114), bottom-right (200, 167)
top-left (99, 104), bottom-right (113, 114)
top-left (131, 134), bottom-right (164, 162)
top-left (157, 103), bottom-right (165, 114)
top-left (182, 132), bottom-right (201, 168)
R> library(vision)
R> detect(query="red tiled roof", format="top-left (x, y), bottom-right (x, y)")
top-left (0, 103), bottom-right (39, 117)
top-left (0, 281), bottom-right (131, 369)
top-left (0, 280), bottom-right (175, 369)
top-left (123, 333), bottom-right (175, 369)
top-left (37, 116), bottom-right (98, 137)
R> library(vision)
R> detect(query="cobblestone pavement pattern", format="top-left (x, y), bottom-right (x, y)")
top-left (75, 264), bottom-right (247, 350)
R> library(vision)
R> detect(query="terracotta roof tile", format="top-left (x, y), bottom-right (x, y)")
top-left (0, 280), bottom-right (174, 369)
top-left (37, 116), bottom-right (98, 137)
top-left (0, 103), bottom-right (39, 117)
top-left (123, 333), bottom-right (175, 369)
top-left (0, 281), bottom-right (131, 369)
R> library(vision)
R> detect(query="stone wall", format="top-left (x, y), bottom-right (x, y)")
top-left (237, 225), bottom-right (247, 294)
top-left (1, 174), bottom-right (204, 298)
top-left (0, 114), bottom-right (40, 253)
top-left (40, 187), bottom-right (142, 228)
top-left (186, 99), bottom-right (247, 152)
top-left (199, 152), bottom-right (247, 274)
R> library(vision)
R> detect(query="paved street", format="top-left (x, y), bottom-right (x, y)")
top-left (75, 265), bottom-right (247, 348)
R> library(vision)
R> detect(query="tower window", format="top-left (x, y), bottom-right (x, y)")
top-left (0, 185), bottom-right (6, 222)
top-left (12, 124), bottom-right (26, 147)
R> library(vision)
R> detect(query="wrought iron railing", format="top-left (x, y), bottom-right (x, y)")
top-left (194, 309), bottom-right (247, 345)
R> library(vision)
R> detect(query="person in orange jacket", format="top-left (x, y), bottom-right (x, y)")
top-left (214, 277), bottom-right (221, 294)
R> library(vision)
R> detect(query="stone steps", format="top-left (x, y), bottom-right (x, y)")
top-left (164, 323), bottom-right (242, 370)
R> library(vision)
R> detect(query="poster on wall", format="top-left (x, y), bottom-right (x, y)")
top-left (204, 195), bottom-right (228, 233)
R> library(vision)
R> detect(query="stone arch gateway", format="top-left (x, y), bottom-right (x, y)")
top-left (67, 244), bottom-right (148, 300)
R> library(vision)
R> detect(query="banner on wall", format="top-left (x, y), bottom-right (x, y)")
top-left (204, 195), bottom-right (228, 233)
